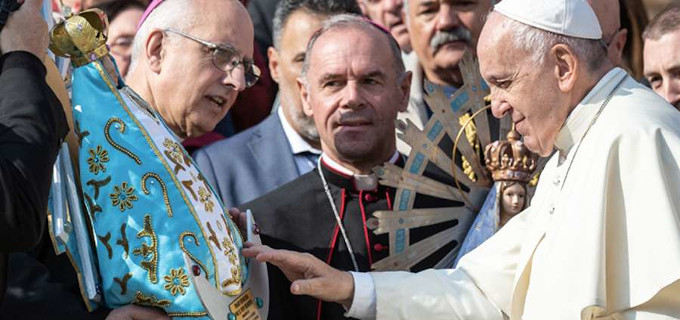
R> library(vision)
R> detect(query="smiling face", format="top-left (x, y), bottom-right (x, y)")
top-left (359, 0), bottom-right (411, 52)
top-left (643, 29), bottom-right (680, 110)
top-left (478, 14), bottom-right (572, 156)
top-left (151, 0), bottom-right (254, 139)
top-left (300, 27), bottom-right (410, 168)
top-left (406, 0), bottom-right (490, 86)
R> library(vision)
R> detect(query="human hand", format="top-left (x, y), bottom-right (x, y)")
top-left (228, 207), bottom-right (248, 236)
top-left (242, 243), bottom-right (355, 308)
top-left (105, 304), bottom-right (169, 320)
top-left (0, 0), bottom-right (48, 58)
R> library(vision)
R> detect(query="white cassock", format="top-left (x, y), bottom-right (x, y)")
top-left (347, 68), bottom-right (680, 320)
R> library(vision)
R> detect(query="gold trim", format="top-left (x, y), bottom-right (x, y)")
top-left (132, 214), bottom-right (159, 283)
top-left (452, 105), bottom-right (491, 210)
top-left (141, 172), bottom-right (173, 217)
top-left (179, 232), bottom-right (209, 279)
top-left (132, 291), bottom-right (170, 307)
top-left (93, 62), bottom-right (222, 288)
top-left (104, 117), bottom-right (142, 165)
top-left (166, 311), bottom-right (208, 318)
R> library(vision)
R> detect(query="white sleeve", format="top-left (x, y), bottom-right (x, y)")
top-left (344, 271), bottom-right (377, 320)
top-left (371, 269), bottom-right (505, 320)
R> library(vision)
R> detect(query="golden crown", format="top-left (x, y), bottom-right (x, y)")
top-left (483, 129), bottom-right (538, 183)
top-left (49, 9), bottom-right (109, 67)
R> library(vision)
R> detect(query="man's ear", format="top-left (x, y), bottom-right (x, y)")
top-left (608, 28), bottom-right (628, 65)
top-left (268, 47), bottom-right (281, 84)
top-left (398, 71), bottom-right (412, 112)
top-left (551, 44), bottom-right (578, 93)
top-left (145, 29), bottom-right (165, 74)
top-left (298, 77), bottom-right (313, 117)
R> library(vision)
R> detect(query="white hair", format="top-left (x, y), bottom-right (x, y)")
top-left (504, 15), bottom-right (607, 71)
top-left (129, 0), bottom-right (197, 71)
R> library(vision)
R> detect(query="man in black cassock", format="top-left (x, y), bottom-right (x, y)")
top-left (240, 15), bottom-right (464, 320)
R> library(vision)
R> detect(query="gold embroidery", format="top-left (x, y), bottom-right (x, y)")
top-left (116, 223), bottom-right (129, 258)
top-left (198, 187), bottom-right (214, 213)
top-left (221, 266), bottom-right (241, 289)
top-left (113, 273), bottom-right (132, 295)
top-left (166, 311), bottom-right (208, 317)
top-left (179, 232), bottom-right (209, 279)
top-left (97, 232), bottom-right (112, 259)
top-left (141, 172), bottom-right (173, 217)
top-left (75, 120), bottom-right (90, 145)
top-left (110, 181), bottom-right (138, 212)
top-left (132, 291), bottom-right (170, 307)
top-left (132, 214), bottom-right (159, 283)
top-left (83, 193), bottom-right (102, 221)
top-left (105, 117), bottom-right (142, 165)
top-left (163, 138), bottom-right (189, 174)
top-left (86, 175), bottom-right (111, 199)
top-left (93, 62), bottom-right (221, 290)
top-left (87, 145), bottom-right (109, 174)
top-left (206, 222), bottom-right (221, 251)
top-left (458, 113), bottom-right (481, 182)
top-left (181, 180), bottom-right (197, 201)
top-left (163, 267), bottom-right (190, 296)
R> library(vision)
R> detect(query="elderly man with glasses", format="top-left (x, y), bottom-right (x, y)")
top-left (105, 0), bottom-right (257, 319)
top-left (124, 0), bottom-right (259, 142)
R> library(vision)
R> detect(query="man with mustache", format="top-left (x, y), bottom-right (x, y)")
top-left (194, 0), bottom-right (361, 207)
top-left (240, 14), bottom-right (457, 320)
top-left (397, 0), bottom-right (492, 153)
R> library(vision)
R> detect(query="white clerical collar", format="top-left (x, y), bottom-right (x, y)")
top-left (278, 107), bottom-right (321, 156)
top-left (554, 67), bottom-right (627, 160)
top-left (320, 152), bottom-right (400, 190)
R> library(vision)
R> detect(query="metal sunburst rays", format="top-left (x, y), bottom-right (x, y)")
top-left (369, 51), bottom-right (511, 271)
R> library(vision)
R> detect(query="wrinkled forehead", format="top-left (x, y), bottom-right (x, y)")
top-left (188, 1), bottom-right (254, 56)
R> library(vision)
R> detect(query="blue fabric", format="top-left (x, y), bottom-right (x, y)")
top-left (69, 59), bottom-right (244, 318)
top-left (453, 182), bottom-right (500, 267)
top-left (194, 113), bottom-right (303, 207)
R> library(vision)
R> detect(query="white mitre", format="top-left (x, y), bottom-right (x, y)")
top-left (494, 0), bottom-right (602, 39)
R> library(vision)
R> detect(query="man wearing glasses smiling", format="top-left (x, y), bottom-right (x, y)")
top-left (124, 0), bottom-right (259, 142)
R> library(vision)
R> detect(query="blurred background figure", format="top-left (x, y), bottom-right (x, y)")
top-left (359, 0), bottom-right (411, 52)
top-left (620, 0), bottom-right (649, 80)
top-left (97, 0), bottom-right (146, 78)
top-left (643, 1), bottom-right (680, 109)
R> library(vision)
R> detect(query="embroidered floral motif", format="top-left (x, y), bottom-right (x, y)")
top-left (163, 268), bottom-right (190, 296)
top-left (198, 187), bottom-right (214, 213)
top-left (163, 138), bottom-right (188, 174)
top-left (110, 182), bottom-right (138, 212)
top-left (87, 145), bottom-right (109, 174)
top-left (133, 291), bottom-right (170, 307)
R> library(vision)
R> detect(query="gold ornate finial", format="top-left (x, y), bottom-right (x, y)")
top-left (483, 128), bottom-right (538, 183)
top-left (49, 9), bottom-right (109, 67)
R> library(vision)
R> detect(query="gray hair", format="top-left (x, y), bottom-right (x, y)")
top-left (129, 0), bottom-right (198, 71)
top-left (271, 0), bottom-right (361, 50)
top-left (300, 14), bottom-right (406, 86)
top-left (504, 15), bottom-right (607, 71)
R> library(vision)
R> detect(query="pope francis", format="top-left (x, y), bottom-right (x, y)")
top-left (242, 0), bottom-right (680, 319)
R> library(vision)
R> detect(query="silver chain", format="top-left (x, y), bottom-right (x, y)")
top-left (317, 156), bottom-right (360, 272)
top-left (559, 75), bottom-right (627, 191)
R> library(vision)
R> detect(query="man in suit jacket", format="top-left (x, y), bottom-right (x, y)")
top-left (194, 0), bottom-right (361, 207)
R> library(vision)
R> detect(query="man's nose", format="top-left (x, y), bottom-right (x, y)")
top-left (341, 82), bottom-right (363, 109)
top-left (383, 0), bottom-right (403, 14)
top-left (436, 4), bottom-right (461, 31)
top-left (490, 96), bottom-right (510, 119)
top-left (223, 66), bottom-right (247, 92)
top-left (664, 81), bottom-right (680, 110)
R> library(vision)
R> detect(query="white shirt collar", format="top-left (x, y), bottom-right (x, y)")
top-left (320, 152), bottom-right (400, 190)
top-left (554, 67), bottom-right (627, 159)
top-left (278, 107), bottom-right (321, 155)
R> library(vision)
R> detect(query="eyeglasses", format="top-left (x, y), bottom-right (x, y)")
top-left (165, 29), bottom-right (261, 88)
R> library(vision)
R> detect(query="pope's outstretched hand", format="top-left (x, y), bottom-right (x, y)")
top-left (242, 243), bottom-right (355, 308)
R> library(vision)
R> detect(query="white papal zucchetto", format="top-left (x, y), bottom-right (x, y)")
top-left (494, 0), bottom-right (603, 40)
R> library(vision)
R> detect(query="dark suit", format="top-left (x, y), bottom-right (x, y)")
top-left (0, 52), bottom-right (110, 319)
top-left (194, 112), bottom-right (302, 207)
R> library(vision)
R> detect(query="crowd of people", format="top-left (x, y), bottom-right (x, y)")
top-left (1, 0), bottom-right (680, 319)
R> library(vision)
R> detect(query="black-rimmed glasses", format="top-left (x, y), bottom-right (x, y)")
top-left (165, 29), bottom-right (261, 88)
